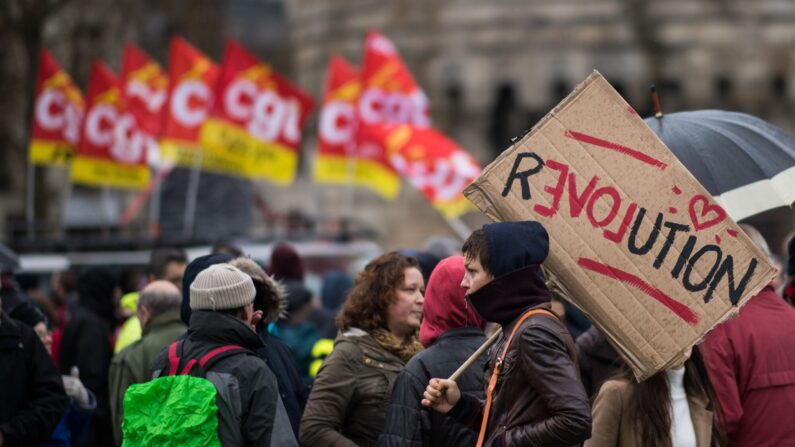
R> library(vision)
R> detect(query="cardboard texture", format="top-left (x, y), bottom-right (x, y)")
top-left (464, 71), bottom-right (778, 380)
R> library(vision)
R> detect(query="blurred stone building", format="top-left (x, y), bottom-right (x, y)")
top-left (283, 0), bottom-right (795, 252)
top-left (2, 0), bottom-right (794, 252)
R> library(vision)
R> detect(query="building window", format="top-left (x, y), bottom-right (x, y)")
top-left (551, 79), bottom-right (569, 105)
top-left (715, 75), bottom-right (733, 100)
top-left (489, 83), bottom-right (518, 155)
top-left (771, 74), bottom-right (787, 99)
top-left (445, 83), bottom-right (462, 128)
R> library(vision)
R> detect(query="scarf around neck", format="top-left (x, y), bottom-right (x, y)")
top-left (371, 328), bottom-right (424, 363)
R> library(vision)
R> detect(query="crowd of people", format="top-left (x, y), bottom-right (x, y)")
top-left (1, 221), bottom-right (795, 446)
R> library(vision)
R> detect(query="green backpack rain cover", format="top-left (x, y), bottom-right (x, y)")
top-left (122, 374), bottom-right (221, 446)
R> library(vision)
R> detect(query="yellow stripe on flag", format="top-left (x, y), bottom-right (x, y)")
top-left (433, 195), bottom-right (475, 220)
top-left (160, 139), bottom-right (203, 168)
top-left (313, 153), bottom-right (355, 184)
top-left (70, 156), bottom-right (150, 189)
top-left (314, 153), bottom-right (401, 200)
top-left (29, 140), bottom-right (75, 166)
top-left (199, 119), bottom-right (298, 185)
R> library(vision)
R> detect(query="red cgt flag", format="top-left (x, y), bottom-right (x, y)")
top-left (120, 44), bottom-right (168, 136)
top-left (29, 48), bottom-right (84, 166)
top-left (359, 30), bottom-right (430, 128)
top-left (352, 30), bottom-right (433, 199)
top-left (71, 61), bottom-right (150, 189)
top-left (160, 36), bottom-right (219, 168)
top-left (200, 40), bottom-right (314, 185)
top-left (360, 123), bottom-right (481, 219)
top-left (120, 44), bottom-right (168, 168)
top-left (314, 56), bottom-right (362, 183)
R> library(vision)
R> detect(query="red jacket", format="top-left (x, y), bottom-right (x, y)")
top-left (701, 285), bottom-right (795, 447)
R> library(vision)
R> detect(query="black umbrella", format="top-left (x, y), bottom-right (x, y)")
top-left (645, 109), bottom-right (795, 221)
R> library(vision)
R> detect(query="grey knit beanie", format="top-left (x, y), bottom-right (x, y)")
top-left (190, 264), bottom-right (256, 311)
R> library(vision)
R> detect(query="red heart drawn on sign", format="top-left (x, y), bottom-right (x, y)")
top-left (688, 195), bottom-right (727, 231)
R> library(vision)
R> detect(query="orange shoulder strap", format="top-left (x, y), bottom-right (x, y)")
top-left (475, 308), bottom-right (556, 447)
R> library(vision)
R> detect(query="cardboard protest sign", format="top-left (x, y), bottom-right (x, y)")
top-left (358, 123), bottom-right (481, 219)
top-left (200, 40), bottom-right (314, 185)
top-left (29, 49), bottom-right (84, 166)
top-left (71, 61), bottom-right (150, 189)
top-left (464, 71), bottom-right (778, 380)
top-left (160, 37), bottom-right (218, 169)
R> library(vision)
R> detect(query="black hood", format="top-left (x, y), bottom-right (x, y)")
top-left (187, 310), bottom-right (264, 351)
top-left (484, 220), bottom-right (549, 278)
top-left (77, 267), bottom-right (118, 326)
top-left (467, 265), bottom-right (551, 327)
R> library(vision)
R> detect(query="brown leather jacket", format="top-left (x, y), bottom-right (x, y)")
top-left (450, 304), bottom-right (592, 446)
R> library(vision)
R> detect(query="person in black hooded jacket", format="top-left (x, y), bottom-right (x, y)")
top-left (0, 306), bottom-right (69, 446)
top-left (151, 263), bottom-right (296, 445)
top-left (181, 254), bottom-right (308, 438)
top-left (378, 256), bottom-right (486, 447)
top-left (422, 221), bottom-right (591, 447)
top-left (229, 257), bottom-right (308, 438)
top-left (59, 268), bottom-right (118, 446)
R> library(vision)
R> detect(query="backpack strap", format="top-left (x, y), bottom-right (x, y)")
top-left (166, 341), bottom-right (249, 376)
top-left (181, 345), bottom-right (249, 375)
top-left (166, 341), bottom-right (182, 376)
top-left (475, 308), bottom-right (556, 447)
top-left (199, 345), bottom-right (248, 369)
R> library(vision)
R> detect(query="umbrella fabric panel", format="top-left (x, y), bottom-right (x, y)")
top-left (717, 165), bottom-right (795, 221)
top-left (645, 110), bottom-right (795, 196)
top-left (645, 109), bottom-right (795, 220)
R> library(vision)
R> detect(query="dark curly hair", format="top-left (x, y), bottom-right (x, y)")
top-left (336, 252), bottom-right (420, 333)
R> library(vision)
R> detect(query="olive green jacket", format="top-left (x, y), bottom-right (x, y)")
top-left (300, 328), bottom-right (405, 447)
top-left (109, 311), bottom-right (186, 446)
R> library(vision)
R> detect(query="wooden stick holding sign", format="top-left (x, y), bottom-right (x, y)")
top-left (448, 328), bottom-right (502, 382)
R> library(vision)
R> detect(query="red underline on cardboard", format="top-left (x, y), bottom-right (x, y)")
top-left (577, 257), bottom-right (699, 325)
top-left (564, 130), bottom-right (668, 171)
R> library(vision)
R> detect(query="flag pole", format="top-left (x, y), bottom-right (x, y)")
top-left (118, 166), bottom-right (171, 228)
top-left (59, 170), bottom-right (73, 238)
top-left (448, 328), bottom-right (502, 381)
top-left (446, 216), bottom-right (471, 241)
top-left (183, 152), bottom-right (203, 241)
top-left (342, 139), bottom-right (356, 219)
top-left (101, 185), bottom-right (113, 238)
top-left (148, 166), bottom-right (163, 238)
top-left (26, 161), bottom-right (36, 239)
